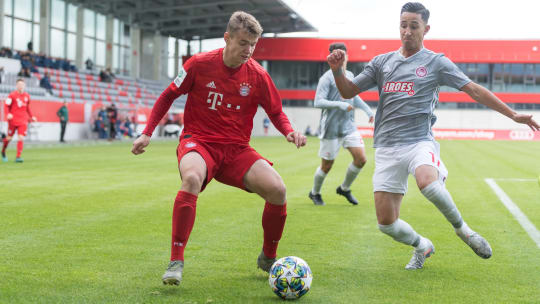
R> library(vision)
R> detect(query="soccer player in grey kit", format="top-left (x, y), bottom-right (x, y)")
top-left (309, 42), bottom-right (374, 206)
top-left (327, 2), bottom-right (539, 269)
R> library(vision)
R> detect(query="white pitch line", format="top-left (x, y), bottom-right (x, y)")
top-left (485, 178), bottom-right (540, 249)
top-left (493, 178), bottom-right (536, 182)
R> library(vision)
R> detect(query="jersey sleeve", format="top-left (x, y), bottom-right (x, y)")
top-left (437, 56), bottom-right (471, 90)
top-left (258, 71), bottom-right (294, 136)
top-left (142, 57), bottom-right (197, 136)
top-left (352, 57), bottom-right (379, 92)
top-left (170, 56), bottom-right (197, 95)
top-left (314, 72), bottom-right (350, 111)
top-left (353, 95), bottom-right (374, 117)
top-left (4, 93), bottom-right (13, 114)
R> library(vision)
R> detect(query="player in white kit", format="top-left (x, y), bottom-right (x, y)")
top-left (327, 2), bottom-right (539, 269)
top-left (309, 43), bottom-right (374, 206)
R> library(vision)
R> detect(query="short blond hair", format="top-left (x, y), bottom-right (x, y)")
top-left (227, 11), bottom-right (263, 37)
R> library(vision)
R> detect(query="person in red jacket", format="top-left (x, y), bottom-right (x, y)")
top-left (2, 79), bottom-right (36, 163)
top-left (132, 11), bottom-right (307, 286)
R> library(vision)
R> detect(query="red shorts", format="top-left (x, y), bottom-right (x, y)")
top-left (7, 123), bottom-right (28, 137)
top-left (177, 136), bottom-right (272, 192)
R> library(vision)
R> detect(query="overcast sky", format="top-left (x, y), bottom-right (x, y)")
top-left (190, 0), bottom-right (540, 55)
top-left (281, 0), bottom-right (540, 39)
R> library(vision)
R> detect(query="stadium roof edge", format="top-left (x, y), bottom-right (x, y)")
top-left (62, 0), bottom-right (317, 40)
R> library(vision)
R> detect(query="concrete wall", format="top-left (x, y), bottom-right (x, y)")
top-left (21, 122), bottom-right (93, 141)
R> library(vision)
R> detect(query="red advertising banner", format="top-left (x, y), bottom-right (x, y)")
top-left (357, 127), bottom-right (540, 141)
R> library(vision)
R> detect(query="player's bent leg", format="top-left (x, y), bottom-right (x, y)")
top-left (337, 147), bottom-right (367, 205)
top-left (15, 135), bottom-right (25, 162)
top-left (2, 136), bottom-right (11, 162)
top-left (179, 152), bottom-right (207, 195)
top-left (244, 160), bottom-right (287, 272)
top-left (163, 152), bottom-right (207, 286)
top-left (310, 159), bottom-right (333, 206)
top-left (415, 165), bottom-right (492, 259)
top-left (375, 191), bottom-right (434, 269)
top-left (417, 165), bottom-right (463, 228)
top-left (244, 159), bottom-right (286, 204)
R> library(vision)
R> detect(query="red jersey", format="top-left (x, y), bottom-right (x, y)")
top-left (5, 91), bottom-right (32, 126)
top-left (143, 48), bottom-right (293, 144)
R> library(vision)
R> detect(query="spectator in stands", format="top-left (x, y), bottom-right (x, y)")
top-left (40, 72), bottom-right (54, 95)
top-left (17, 67), bottom-right (31, 78)
top-left (56, 101), bottom-right (68, 142)
top-left (96, 105), bottom-right (109, 139)
top-left (106, 67), bottom-right (115, 79)
top-left (18, 51), bottom-right (37, 74)
top-left (0, 67), bottom-right (4, 84)
top-left (27, 41), bottom-right (33, 52)
top-left (99, 69), bottom-right (112, 83)
top-left (0, 47), bottom-right (13, 58)
top-left (85, 58), bottom-right (94, 71)
top-left (122, 117), bottom-right (134, 138)
top-left (107, 103), bottom-right (118, 140)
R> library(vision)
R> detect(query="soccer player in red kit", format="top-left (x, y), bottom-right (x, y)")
top-left (132, 11), bottom-right (307, 286)
top-left (2, 79), bottom-right (37, 163)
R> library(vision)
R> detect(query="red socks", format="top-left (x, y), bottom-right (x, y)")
top-left (262, 202), bottom-right (287, 259)
top-left (1, 138), bottom-right (8, 154)
top-left (16, 140), bottom-right (23, 158)
top-left (169, 194), bottom-right (286, 261)
top-left (170, 191), bottom-right (198, 262)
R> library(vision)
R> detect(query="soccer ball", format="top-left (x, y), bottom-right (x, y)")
top-left (268, 256), bottom-right (313, 300)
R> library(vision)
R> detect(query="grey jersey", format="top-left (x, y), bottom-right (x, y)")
top-left (315, 69), bottom-right (374, 139)
top-left (352, 48), bottom-right (471, 147)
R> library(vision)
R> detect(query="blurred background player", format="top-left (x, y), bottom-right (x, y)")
top-left (263, 116), bottom-right (270, 135)
top-left (309, 42), bottom-right (374, 206)
top-left (2, 79), bottom-right (37, 163)
top-left (327, 2), bottom-right (539, 269)
top-left (132, 11), bottom-right (307, 286)
top-left (56, 101), bottom-right (69, 143)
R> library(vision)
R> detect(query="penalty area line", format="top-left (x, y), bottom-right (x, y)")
top-left (485, 178), bottom-right (540, 249)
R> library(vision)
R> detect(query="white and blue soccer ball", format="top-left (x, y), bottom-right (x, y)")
top-left (268, 256), bottom-right (313, 300)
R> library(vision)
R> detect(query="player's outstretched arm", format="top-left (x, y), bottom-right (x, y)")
top-left (327, 50), bottom-right (361, 99)
top-left (462, 82), bottom-right (539, 131)
top-left (132, 134), bottom-right (151, 155)
top-left (353, 96), bottom-right (374, 120)
top-left (286, 131), bottom-right (307, 149)
top-left (314, 74), bottom-right (352, 111)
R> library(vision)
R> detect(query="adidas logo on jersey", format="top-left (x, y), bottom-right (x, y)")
top-left (206, 81), bottom-right (217, 89)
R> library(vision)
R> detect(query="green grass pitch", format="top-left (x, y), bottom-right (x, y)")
top-left (1, 137), bottom-right (539, 303)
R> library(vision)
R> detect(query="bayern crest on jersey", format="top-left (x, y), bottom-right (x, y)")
top-left (239, 82), bottom-right (252, 96)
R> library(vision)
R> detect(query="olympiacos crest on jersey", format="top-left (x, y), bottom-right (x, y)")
top-left (239, 82), bottom-right (252, 96)
top-left (415, 66), bottom-right (428, 77)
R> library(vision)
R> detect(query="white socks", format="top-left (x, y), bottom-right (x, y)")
top-left (311, 167), bottom-right (327, 195)
top-left (378, 219), bottom-right (421, 247)
top-left (421, 180), bottom-right (464, 229)
top-left (341, 163), bottom-right (362, 191)
top-left (455, 221), bottom-right (474, 239)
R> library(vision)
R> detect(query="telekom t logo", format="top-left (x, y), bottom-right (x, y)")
top-left (207, 91), bottom-right (223, 110)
